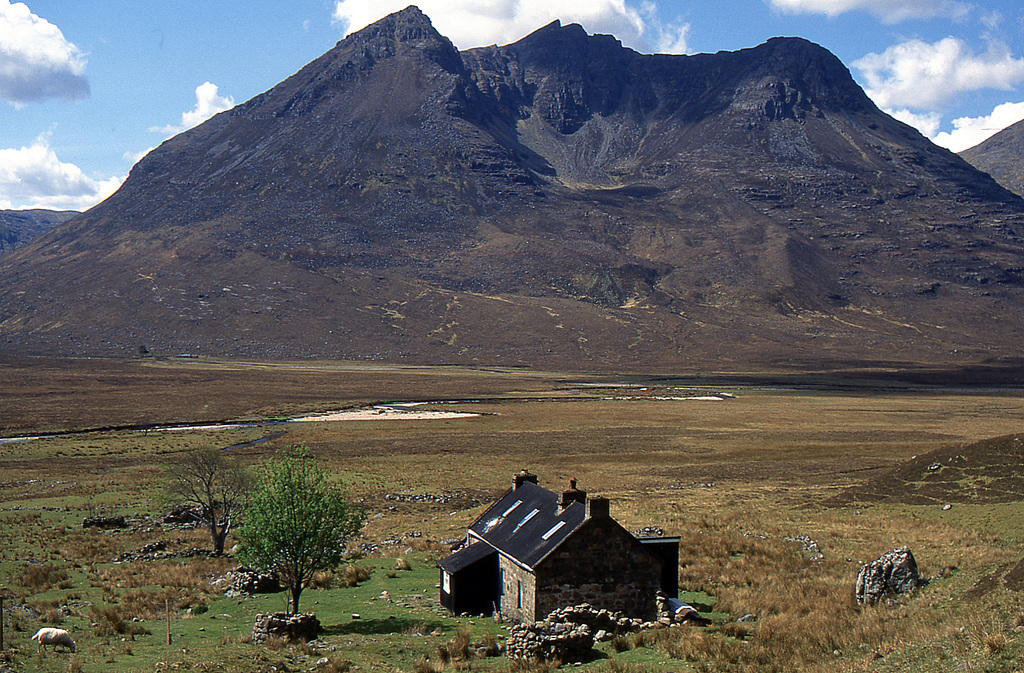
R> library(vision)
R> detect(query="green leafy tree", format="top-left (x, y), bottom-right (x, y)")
top-left (237, 447), bottom-right (365, 614)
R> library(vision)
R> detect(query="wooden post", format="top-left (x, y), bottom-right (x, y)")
top-left (1, 592), bottom-right (5, 651)
top-left (166, 598), bottom-right (171, 645)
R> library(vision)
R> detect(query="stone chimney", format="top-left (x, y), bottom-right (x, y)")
top-left (586, 496), bottom-right (610, 520)
top-left (559, 478), bottom-right (587, 512)
top-left (513, 469), bottom-right (538, 490)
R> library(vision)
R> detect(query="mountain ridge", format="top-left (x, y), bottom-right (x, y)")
top-left (0, 209), bottom-right (77, 255)
top-left (3, 6), bottom-right (1024, 371)
top-left (961, 118), bottom-right (1024, 198)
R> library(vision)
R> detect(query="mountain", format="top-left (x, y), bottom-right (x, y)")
top-left (961, 119), bottom-right (1024, 198)
top-left (0, 209), bottom-right (77, 255)
top-left (3, 6), bottom-right (1024, 371)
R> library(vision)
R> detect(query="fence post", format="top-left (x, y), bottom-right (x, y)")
top-left (166, 598), bottom-right (171, 645)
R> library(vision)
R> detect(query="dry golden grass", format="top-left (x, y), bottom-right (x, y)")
top-left (18, 563), bottom-right (69, 592)
top-left (309, 569), bottom-right (335, 589)
top-left (341, 564), bottom-right (373, 587)
top-left (6, 363), bottom-right (1024, 672)
top-left (89, 557), bottom-right (233, 591)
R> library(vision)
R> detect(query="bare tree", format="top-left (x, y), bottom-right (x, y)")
top-left (166, 448), bottom-right (251, 556)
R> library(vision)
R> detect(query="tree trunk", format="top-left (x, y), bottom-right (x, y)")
top-left (209, 521), bottom-right (223, 556)
top-left (290, 584), bottom-right (302, 615)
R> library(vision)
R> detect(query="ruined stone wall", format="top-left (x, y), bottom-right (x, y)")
top-left (535, 518), bottom-right (662, 620)
top-left (499, 554), bottom-right (537, 622)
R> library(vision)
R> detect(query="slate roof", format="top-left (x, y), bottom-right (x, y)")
top-left (467, 481), bottom-right (587, 568)
top-left (438, 540), bottom-right (497, 573)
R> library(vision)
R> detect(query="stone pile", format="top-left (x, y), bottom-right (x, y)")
top-left (505, 604), bottom-right (649, 661)
top-left (546, 603), bottom-right (646, 637)
top-left (116, 545), bottom-right (211, 563)
top-left (252, 612), bottom-right (320, 644)
top-left (504, 620), bottom-right (593, 662)
top-left (384, 492), bottom-right (462, 504)
top-left (163, 504), bottom-right (204, 527)
top-left (855, 546), bottom-right (925, 605)
top-left (633, 526), bottom-right (664, 537)
top-left (83, 515), bottom-right (127, 529)
top-left (222, 568), bottom-right (282, 595)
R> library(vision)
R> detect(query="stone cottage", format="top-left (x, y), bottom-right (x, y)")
top-left (439, 471), bottom-right (678, 622)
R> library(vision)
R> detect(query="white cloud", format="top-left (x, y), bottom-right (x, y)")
top-left (332, 0), bottom-right (687, 54)
top-left (149, 81), bottom-right (234, 135)
top-left (0, 0), bottom-right (88, 106)
top-left (887, 108), bottom-right (942, 137)
top-left (768, 0), bottom-right (970, 23)
top-left (854, 37), bottom-right (1024, 110)
top-left (0, 134), bottom-right (123, 210)
top-left (932, 101), bottom-right (1024, 152)
top-left (640, 3), bottom-right (690, 55)
top-left (123, 147), bottom-right (155, 166)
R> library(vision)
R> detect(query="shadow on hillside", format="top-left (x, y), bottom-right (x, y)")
top-left (322, 616), bottom-right (445, 636)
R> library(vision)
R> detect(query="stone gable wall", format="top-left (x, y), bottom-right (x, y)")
top-left (535, 518), bottom-right (662, 620)
top-left (500, 554), bottom-right (538, 622)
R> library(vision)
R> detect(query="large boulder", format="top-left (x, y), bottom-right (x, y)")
top-left (855, 546), bottom-right (924, 605)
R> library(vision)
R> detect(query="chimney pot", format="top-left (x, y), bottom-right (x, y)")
top-left (559, 478), bottom-right (586, 511)
top-left (586, 496), bottom-right (610, 520)
top-left (513, 469), bottom-right (538, 490)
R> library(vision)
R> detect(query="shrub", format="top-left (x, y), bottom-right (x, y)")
top-left (92, 605), bottom-right (127, 637)
top-left (610, 635), bottom-right (632, 652)
top-left (310, 570), bottom-right (334, 589)
top-left (317, 658), bottom-right (352, 672)
top-left (342, 564), bottom-right (372, 587)
top-left (18, 563), bottom-right (69, 592)
top-left (413, 656), bottom-right (439, 673)
top-left (41, 607), bottom-right (64, 625)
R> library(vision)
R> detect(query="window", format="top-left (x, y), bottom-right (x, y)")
top-left (517, 580), bottom-right (522, 609)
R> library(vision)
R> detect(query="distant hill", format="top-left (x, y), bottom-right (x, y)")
top-left (960, 119), bottom-right (1024, 198)
top-left (828, 433), bottom-right (1024, 506)
top-left (0, 209), bottom-right (77, 255)
top-left (2, 7), bottom-right (1024, 371)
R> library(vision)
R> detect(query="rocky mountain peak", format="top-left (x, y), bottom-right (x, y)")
top-left (340, 4), bottom-right (463, 73)
top-left (5, 8), bottom-right (1024, 370)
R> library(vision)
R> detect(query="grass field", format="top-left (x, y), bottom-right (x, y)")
top-left (3, 356), bottom-right (1024, 672)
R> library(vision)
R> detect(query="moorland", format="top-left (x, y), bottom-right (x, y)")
top-left (4, 356), bottom-right (1024, 672)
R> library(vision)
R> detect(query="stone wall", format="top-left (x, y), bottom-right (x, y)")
top-left (500, 554), bottom-right (537, 622)
top-left (535, 517), bottom-right (662, 620)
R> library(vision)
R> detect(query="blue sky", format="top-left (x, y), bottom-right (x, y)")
top-left (2, 0), bottom-right (1024, 210)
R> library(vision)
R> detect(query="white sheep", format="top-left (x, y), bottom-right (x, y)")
top-left (31, 627), bottom-right (76, 653)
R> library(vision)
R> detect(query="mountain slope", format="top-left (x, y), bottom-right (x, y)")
top-left (0, 209), bottom-right (77, 255)
top-left (3, 7), bottom-right (1024, 371)
top-left (961, 118), bottom-right (1024, 198)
